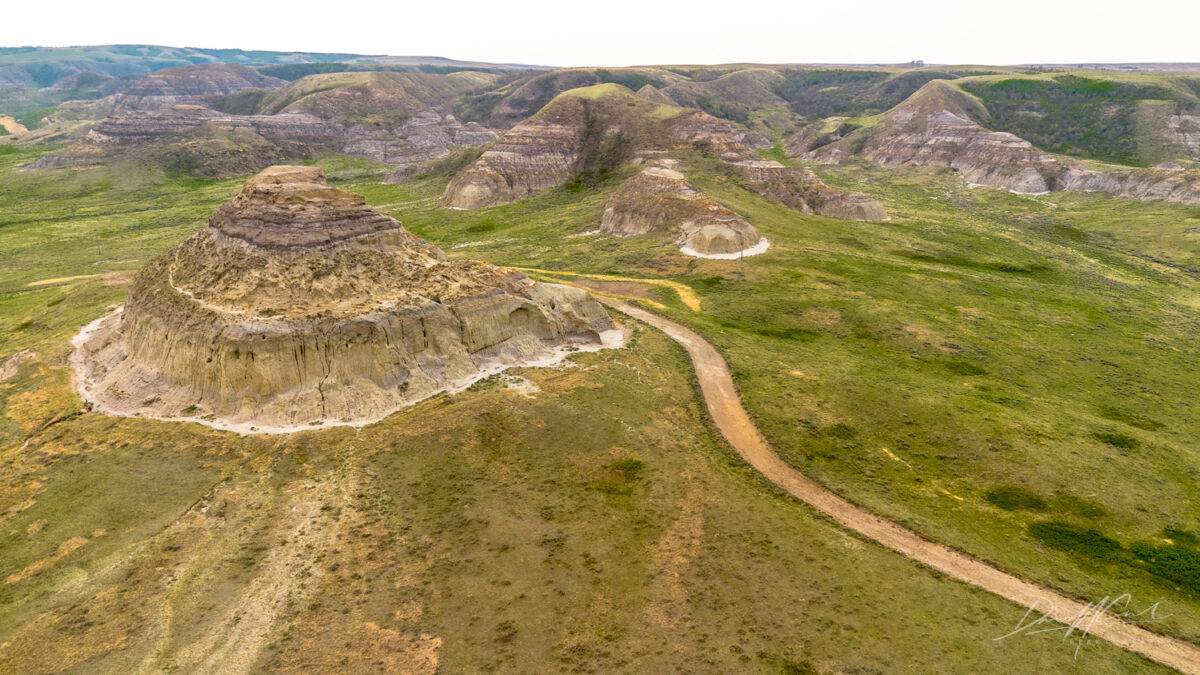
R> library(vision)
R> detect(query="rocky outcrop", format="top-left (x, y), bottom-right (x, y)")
top-left (731, 160), bottom-right (889, 221)
top-left (798, 80), bottom-right (1200, 206)
top-left (72, 166), bottom-right (619, 432)
top-left (45, 98), bottom-right (500, 178)
top-left (86, 105), bottom-right (342, 145)
top-left (442, 94), bottom-right (589, 208)
top-left (342, 110), bottom-right (498, 166)
top-left (443, 84), bottom-right (876, 222)
top-left (1166, 114), bottom-right (1200, 160)
top-left (600, 161), bottom-right (767, 257)
top-left (117, 64), bottom-right (285, 110)
top-left (806, 81), bottom-right (1058, 195)
top-left (1060, 164), bottom-right (1200, 205)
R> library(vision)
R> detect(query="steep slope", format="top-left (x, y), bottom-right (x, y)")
top-left (803, 79), bottom-right (1200, 204)
top-left (443, 83), bottom-right (886, 222)
top-left (72, 166), bottom-right (618, 431)
top-left (116, 64), bottom-right (286, 110)
top-left (806, 80), bottom-right (1059, 194)
top-left (258, 71), bottom-right (498, 124)
top-left (600, 160), bottom-right (768, 258)
top-left (28, 70), bottom-right (506, 176)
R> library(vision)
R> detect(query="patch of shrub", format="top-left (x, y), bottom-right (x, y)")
top-left (1164, 527), bottom-right (1199, 546)
top-left (1093, 431), bottom-right (1140, 450)
top-left (824, 423), bottom-right (856, 439)
top-left (610, 458), bottom-right (645, 476)
top-left (466, 219), bottom-right (498, 233)
top-left (688, 276), bottom-right (723, 291)
top-left (1097, 406), bottom-right (1164, 431)
top-left (1028, 520), bottom-right (1126, 562)
top-left (1130, 542), bottom-right (1200, 593)
top-left (984, 485), bottom-right (1048, 511)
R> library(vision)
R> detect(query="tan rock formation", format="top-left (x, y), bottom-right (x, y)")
top-left (1060, 164), bottom-right (1200, 205)
top-left (117, 64), bottom-right (286, 110)
top-left (441, 95), bottom-right (589, 209)
top-left (600, 162), bottom-right (767, 257)
top-left (806, 81), bottom-right (1057, 195)
top-left (731, 160), bottom-right (889, 221)
top-left (72, 166), bottom-right (618, 432)
top-left (442, 83), bottom-right (884, 222)
top-left (799, 79), bottom-right (1200, 206)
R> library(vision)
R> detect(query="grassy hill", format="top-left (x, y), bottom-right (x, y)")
top-left (960, 72), bottom-right (1200, 165)
top-left (0, 149), bottom-right (1174, 671)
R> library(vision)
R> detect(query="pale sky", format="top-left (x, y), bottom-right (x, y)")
top-left (3, 0), bottom-right (1197, 68)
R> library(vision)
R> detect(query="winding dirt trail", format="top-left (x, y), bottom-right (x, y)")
top-left (599, 297), bottom-right (1200, 674)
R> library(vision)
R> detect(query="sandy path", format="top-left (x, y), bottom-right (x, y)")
top-left (600, 297), bottom-right (1200, 674)
top-left (513, 267), bottom-right (703, 311)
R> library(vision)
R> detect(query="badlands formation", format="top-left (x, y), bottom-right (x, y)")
top-left (801, 80), bottom-right (1200, 204)
top-left (441, 84), bottom-right (886, 256)
top-left (600, 161), bottom-right (768, 258)
top-left (72, 165), bottom-right (618, 432)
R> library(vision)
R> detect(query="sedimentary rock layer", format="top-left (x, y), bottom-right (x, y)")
top-left (600, 162), bottom-right (767, 257)
top-left (802, 79), bottom-right (1200, 205)
top-left (442, 95), bottom-right (589, 209)
top-left (73, 166), bottom-right (618, 432)
top-left (442, 83), bottom-right (885, 224)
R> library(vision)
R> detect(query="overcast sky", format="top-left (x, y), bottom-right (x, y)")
top-left (3, 0), bottom-right (1197, 67)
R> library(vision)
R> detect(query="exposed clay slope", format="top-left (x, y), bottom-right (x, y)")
top-left (117, 64), bottom-right (286, 110)
top-left (72, 166), bottom-right (618, 432)
top-left (1061, 164), bottom-right (1200, 205)
top-left (731, 160), bottom-right (889, 221)
top-left (806, 80), bottom-right (1058, 194)
top-left (601, 161), bottom-right (767, 257)
top-left (802, 80), bottom-right (1200, 205)
top-left (444, 83), bottom-right (884, 222)
top-left (259, 71), bottom-right (498, 124)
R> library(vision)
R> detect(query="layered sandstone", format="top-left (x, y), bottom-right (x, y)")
top-left (1060, 164), bottom-right (1200, 205)
top-left (117, 64), bottom-right (285, 110)
top-left (799, 79), bottom-right (1200, 206)
top-left (600, 162), bottom-right (767, 257)
top-left (441, 94), bottom-right (589, 209)
top-left (731, 160), bottom-right (888, 221)
top-left (443, 84), bottom-right (882, 224)
top-left (72, 166), bottom-right (618, 432)
top-left (806, 81), bottom-right (1058, 195)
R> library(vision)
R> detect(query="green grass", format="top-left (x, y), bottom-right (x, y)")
top-left (962, 74), bottom-right (1198, 166)
top-left (357, 154), bottom-right (1200, 644)
top-left (0, 150), bottom-right (1193, 670)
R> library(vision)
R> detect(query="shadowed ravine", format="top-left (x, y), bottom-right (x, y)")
top-left (598, 296), bottom-right (1200, 675)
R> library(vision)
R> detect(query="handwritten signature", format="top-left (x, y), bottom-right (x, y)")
top-left (995, 594), bottom-right (1169, 659)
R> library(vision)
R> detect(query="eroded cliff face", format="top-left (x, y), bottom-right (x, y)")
top-left (805, 81), bottom-right (1058, 195)
top-left (1060, 164), bottom-right (1200, 205)
top-left (1166, 114), bottom-right (1200, 160)
top-left (72, 166), bottom-right (618, 432)
top-left (731, 160), bottom-right (889, 221)
top-left (35, 70), bottom-right (505, 178)
top-left (116, 64), bottom-right (286, 110)
top-left (441, 95), bottom-right (589, 209)
top-left (442, 84), bottom-right (886, 225)
top-left (600, 161), bottom-right (767, 257)
top-left (799, 79), bottom-right (1200, 206)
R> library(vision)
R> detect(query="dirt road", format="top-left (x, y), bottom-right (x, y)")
top-left (600, 296), bottom-right (1200, 674)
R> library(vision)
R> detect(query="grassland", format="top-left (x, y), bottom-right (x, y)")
top-left (358, 151), bottom-right (1200, 647)
top-left (0, 145), bottom-right (1193, 671)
